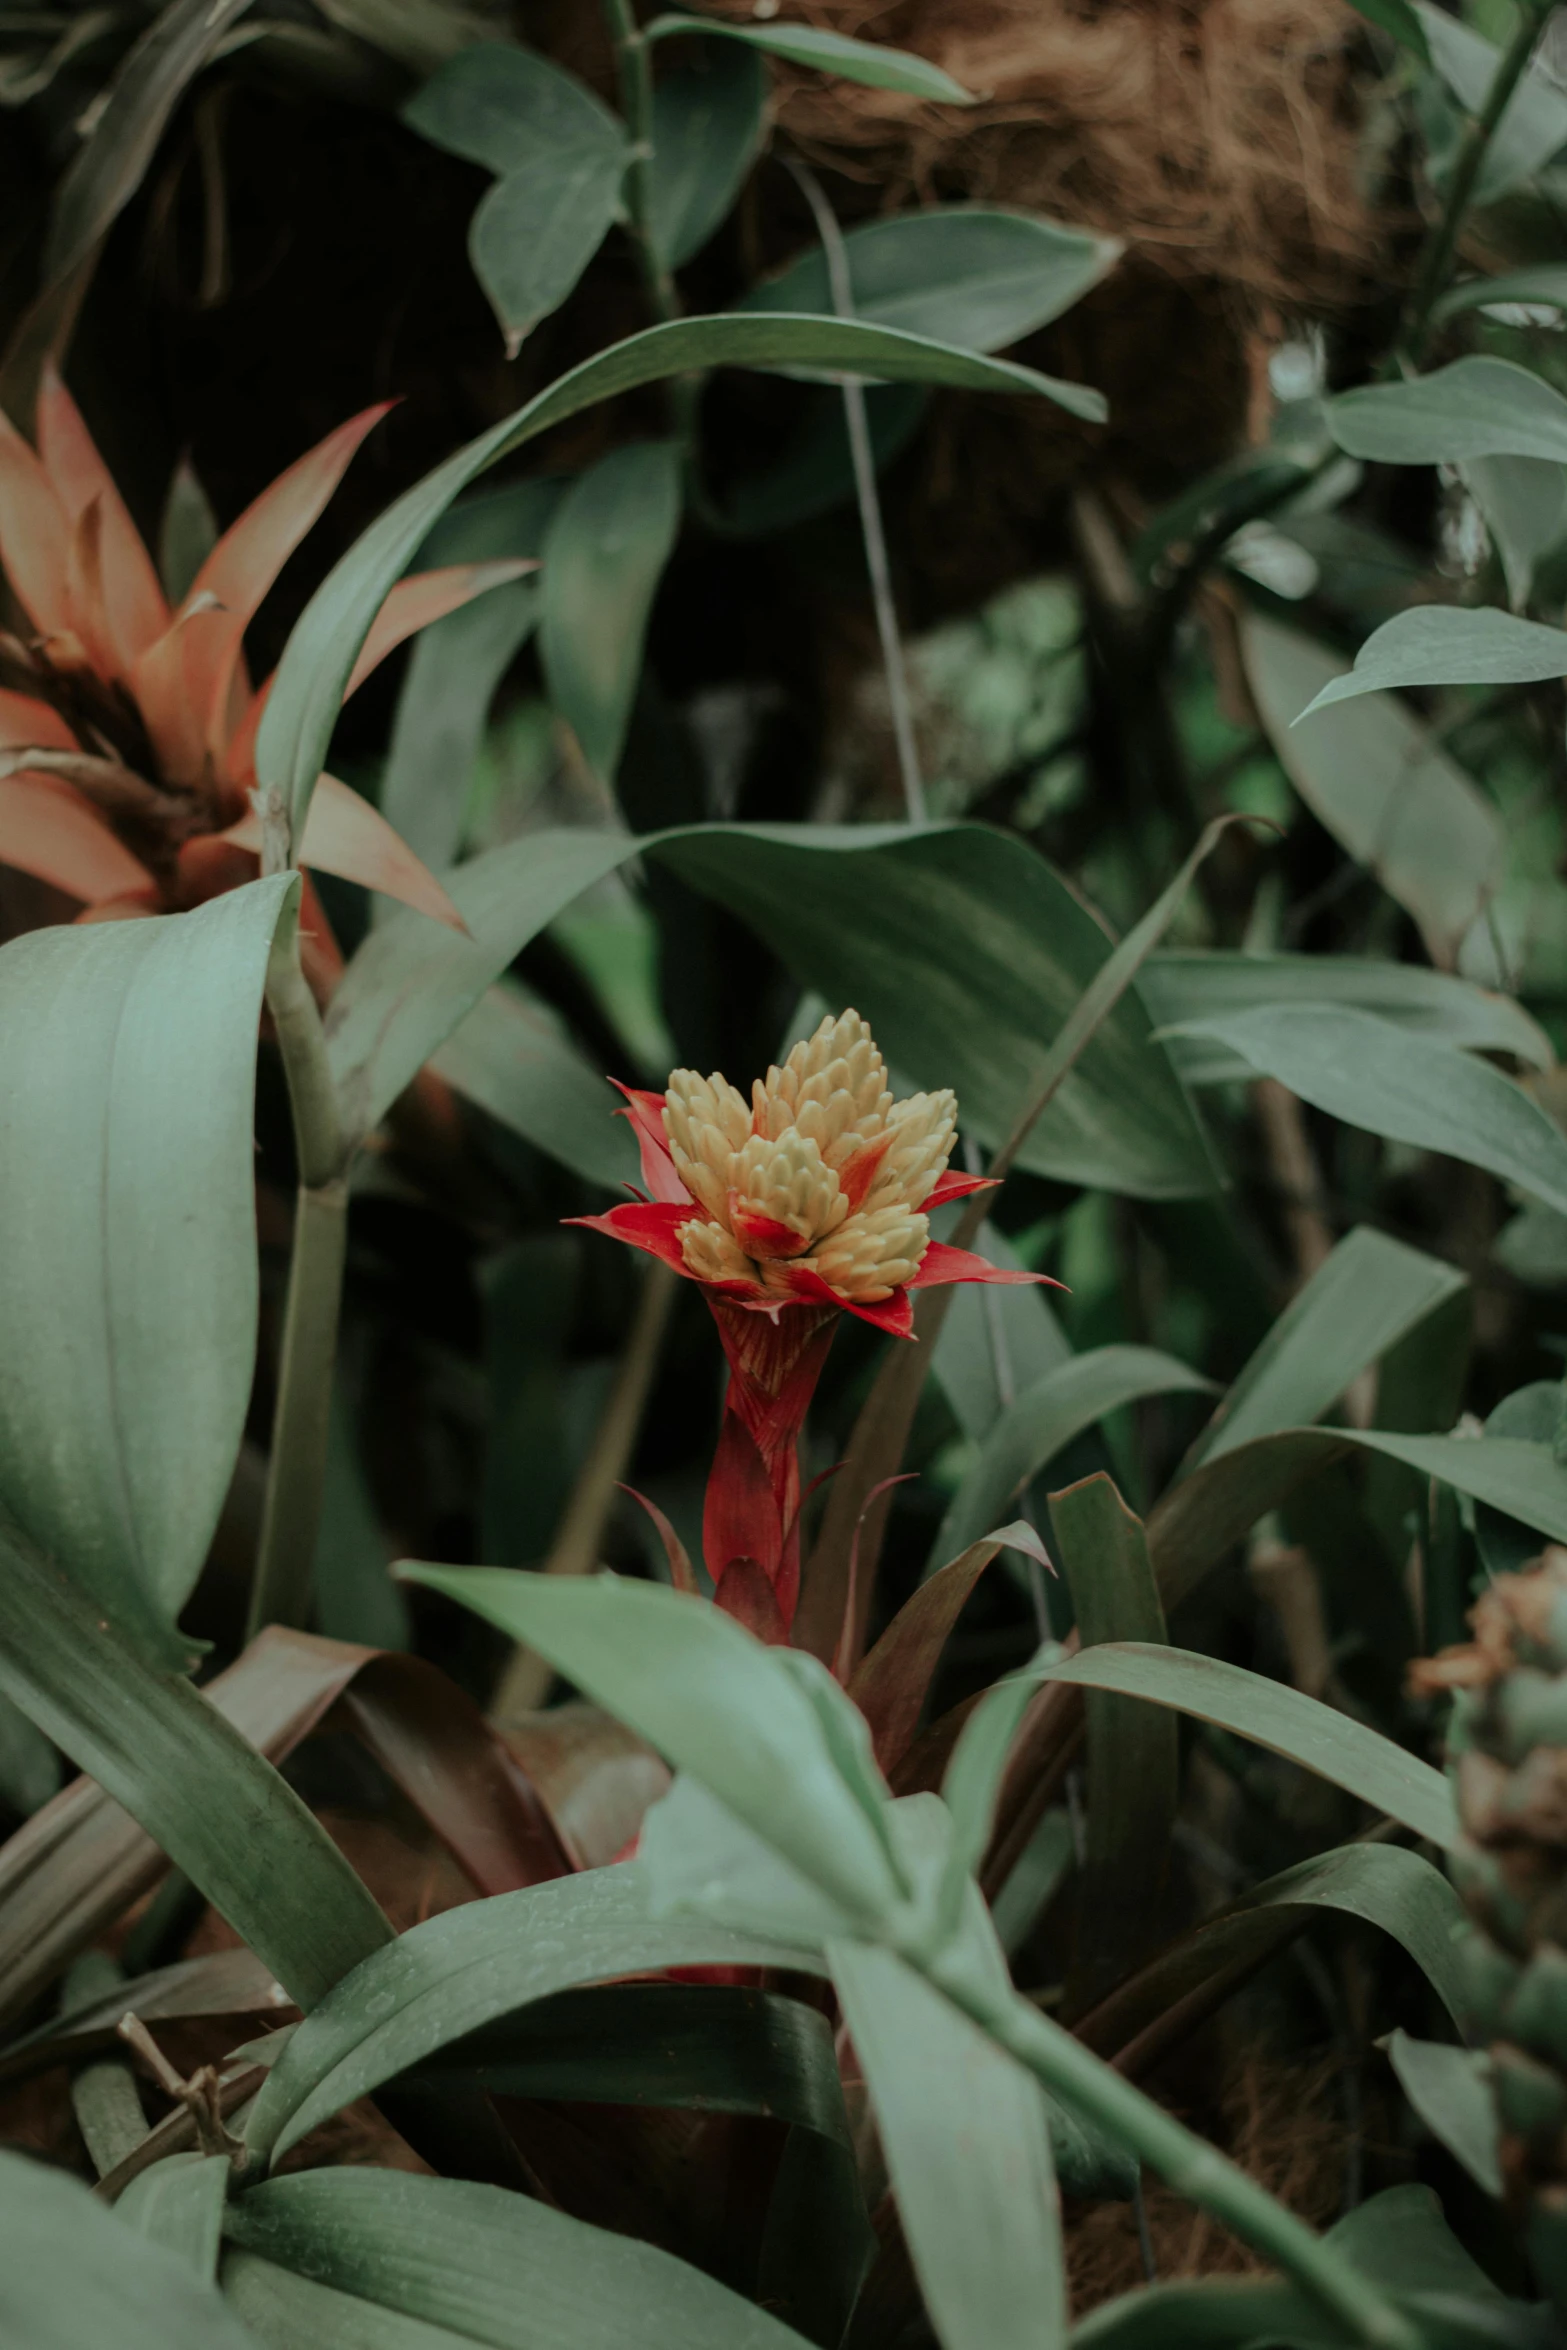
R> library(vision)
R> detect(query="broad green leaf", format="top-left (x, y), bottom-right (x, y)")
top-left (42, 0), bottom-right (257, 285)
top-left (1328, 358), bottom-right (1567, 467)
top-left (934, 1345), bottom-right (1214, 1564)
top-left (1028, 1644), bottom-right (1458, 1847)
top-left (932, 1221), bottom-right (1073, 1441)
top-left (1435, 265), bottom-right (1567, 321)
top-left (471, 150), bottom-right (626, 358)
top-left (1387, 2031), bottom-right (1501, 2197)
top-left (430, 980), bottom-right (637, 1188)
top-left (380, 583), bottom-right (538, 875)
top-left (402, 43), bottom-right (623, 178)
top-left (645, 13), bottom-right (976, 103)
top-left (1344, 0), bottom-right (1429, 58)
top-left (831, 1932), bottom-right (1068, 2350)
top-left (1496, 1203), bottom-right (1567, 1290)
top-left (653, 823), bottom-right (1214, 1198)
top-left (258, 315), bottom-right (1103, 841)
top-left (0, 1520), bottom-right (392, 2014)
top-left (1141, 950), bottom-right (1552, 1080)
top-left (222, 2253), bottom-right (476, 2349)
top-left (1240, 613), bottom-right (1502, 966)
top-left (735, 208), bottom-right (1121, 370)
top-left (1465, 456), bottom-right (1567, 611)
top-left (1185, 1227), bottom-right (1467, 1471)
top-left (1050, 1477), bottom-right (1175, 2007)
top-left (1298, 606), bottom-right (1567, 716)
top-left (0, 875), bottom-right (297, 1668)
top-left (649, 38), bottom-right (767, 269)
top-left (1161, 1005), bottom-right (1567, 1218)
top-left (0, 2146), bottom-right (259, 2349)
top-left (224, 2167), bottom-right (820, 2350)
top-left (1150, 1426), bottom-right (1567, 1611)
top-left (243, 1862), bottom-right (821, 2166)
top-left (397, 1567), bottom-right (905, 1929)
top-left (1415, 1), bottom-right (1567, 199)
top-left (119, 2154), bottom-right (231, 2279)
top-left (1078, 1845), bottom-right (1469, 2067)
top-left (540, 441), bottom-right (683, 781)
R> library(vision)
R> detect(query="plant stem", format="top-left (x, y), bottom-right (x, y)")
top-left (929, 1954), bottom-right (1420, 2350)
top-left (1400, 0), bottom-right (1554, 365)
top-left (788, 159), bottom-right (927, 822)
top-left (248, 917), bottom-right (351, 1639)
top-left (602, 0), bottom-right (678, 322)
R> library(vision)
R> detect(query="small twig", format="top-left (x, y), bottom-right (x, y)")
top-left (787, 159), bottom-right (927, 823)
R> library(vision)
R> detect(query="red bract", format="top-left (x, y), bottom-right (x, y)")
top-left (0, 372), bottom-right (530, 990)
top-left (576, 1011), bottom-right (1058, 1642)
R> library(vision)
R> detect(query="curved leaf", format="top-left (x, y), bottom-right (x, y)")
top-left (1386, 2030), bottom-right (1502, 2197)
top-left (0, 875), bottom-right (297, 1666)
top-left (539, 441), bottom-right (683, 781)
top-left (257, 314), bottom-right (1104, 840)
top-left (645, 12), bottom-right (976, 103)
top-left (1328, 358), bottom-right (1567, 467)
top-left (429, 981), bottom-right (639, 1189)
top-left (1027, 1643), bottom-right (1458, 1848)
top-left (1435, 266), bottom-right (1567, 321)
top-left (649, 39), bottom-right (767, 270)
top-left (1298, 607), bottom-right (1567, 716)
top-left (402, 43), bottom-right (624, 177)
top-left (1416, 0), bottom-right (1567, 199)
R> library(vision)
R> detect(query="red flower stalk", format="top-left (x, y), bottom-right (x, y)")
top-left (574, 1009), bottom-right (1056, 1641)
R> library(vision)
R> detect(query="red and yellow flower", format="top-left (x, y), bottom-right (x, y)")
top-left (576, 1010), bottom-right (1056, 1641)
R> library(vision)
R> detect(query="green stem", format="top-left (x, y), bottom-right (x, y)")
top-left (248, 918), bottom-right (351, 1639)
top-left (927, 1951), bottom-right (1421, 2350)
top-left (1400, 0), bottom-right (1554, 365)
top-left (602, 0), bottom-right (677, 322)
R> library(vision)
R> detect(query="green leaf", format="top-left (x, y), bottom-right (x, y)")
top-left (0, 1949), bottom-right (285, 2088)
top-left (932, 1221), bottom-right (1073, 1441)
top-left (735, 207), bottom-right (1121, 368)
top-left (1078, 1845), bottom-right (1470, 2070)
top-left (933, 1345), bottom-right (1215, 1565)
top-left (1141, 950), bottom-right (1553, 1080)
top-left (258, 315), bottom-right (1103, 842)
top-left (540, 441), bottom-right (683, 782)
top-left (649, 38), bottom-right (767, 269)
top-left (1343, 0), bottom-right (1429, 60)
top-left (1050, 1478), bottom-right (1176, 2007)
top-left (715, 382), bottom-right (928, 537)
top-left (380, 582), bottom-right (539, 875)
top-left (830, 1914), bottom-right (1068, 2350)
top-left (1435, 265), bottom-right (1567, 321)
top-left (1415, 1), bottom-right (1567, 199)
top-left (850, 1527), bottom-right (1022, 1770)
top-left (1028, 1644), bottom-right (1458, 1847)
top-left (224, 2167), bottom-right (821, 2350)
top-left (0, 1519), bottom-right (392, 2014)
top-left (1159, 1005), bottom-right (1567, 1218)
top-left (1185, 1226), bottom-right (1468, 1471)
top-left (396, 1567), bottom-right (905, 1929)
top-left (1387, 2031), bottom-right (1502, 2197)
top-left (470, 149), bottom-right (627, 358)
top-left (1328, 358), bottom-right (1567, 467)
top-left (644, 13), bottom-right (977, 103)
top-left (1465, 455), bottom-right (1567, 612)
top-left (42, 0), bottom-right (257, 286)
top-left (222, 2252), bottom-right (475, 2349)
top-left (0, 1689), bottom-right (58, 1817)
top-left (243, 1862), bottom-right (821, 2167)
top-left (0, 2149), bottom-right (260, 2348)
top-left (119, 2154), bottom-right (232, 2280)
top-left (1297, 606), bottom-right (1567, 716)
top-left (1240, 613), bottom-right (1503, 967)
top-left (1150, 1426), bottom-right (1567, 1612)
top-left (430, 980), bottom-right (638, 1188)
top-left (0, 876), bottom-right (298, 1668)
top-left (402, 43), bottom-right (624, 176)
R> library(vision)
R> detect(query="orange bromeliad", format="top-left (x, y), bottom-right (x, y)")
top-left (576, 1009), bottom-right (1059, 1642)
top-left (0, 373), bottom-right (528, 988)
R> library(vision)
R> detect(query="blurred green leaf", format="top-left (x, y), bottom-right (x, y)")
top-left (645, 13), bottom-right (976, 102)
top-left (1161, 1006), bottom-right (1567, 1217)
top-left (1435, 265), bottom-right (1567, 320)
top-left (1387, 2031), bottom-right (1501, 2197)
top-left (0, 1512), bottom-right (392, 2012)
top-left (260, 315), bottom-right (1103, 842)
top-left (431, 979), bottom-right (637, 1189)
top-left (404, 44), bottom-right (621, 174)
top-left (1465, 456), bottom-right (1567, 611)
top-left (935, 1346), bottom-right (1215, 1564)
top-left (1030, 1644), bottom-right (1458, 1846)
top-left (649, 37), bottom-right (766, 269)
top-left (716, 382), bottom-right (928, 536)
top-left (932, 1221), bottom-right (1073, 1442)
top-left (1343, 0), bottom-right (1429, 58)
top-left (1185, 1227), bottom-right (1467, 1471)
top-left (119, 2154), bottom-right (231, 2280)
top-left (540, 441), bottom-right (683, 782)
top-left (851, 1525), bottom-right (1028, 1771)
top-left (0, 1689), bottom-right (58, 1818)
top-left (1240, 614), bottom-right (1503, 966)
top-left (311, 1373), bottom-right (409, 1653)
top-left (0, 876), bottom-right (296, 1668)
top-left (380, 581), bottom-right (539, 876)
top-left (1298, 606), bottom-right (1567, 716)
top-left (0, 2148), bottom-right (259, 2349)
top-left (222, 2253), bottom-right (477, 2348)
top-left (224, 2166), bottom-right (820, 2349)
top-left (1415, 2), bottom-right (1567, 198)
top-left (243, 1862), bottom-right (821, 2167)
top-left (1328, 358), bottom-right (1567, 466)
top-left (736, 208), bottom-right (1121, 371)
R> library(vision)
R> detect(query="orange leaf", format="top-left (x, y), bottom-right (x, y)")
top-left (0, 773), bottom-right (156, 903)
top-left (0, 407), bottom-right (71, 643)
top-left (36, 366), bottom-right (169, 671)
top-left (342, 560), bottom-right (537, 700)
top-left (0, 689), bottom-right (77, 754)
top-left (223, 769), bottom-right (465, 932)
